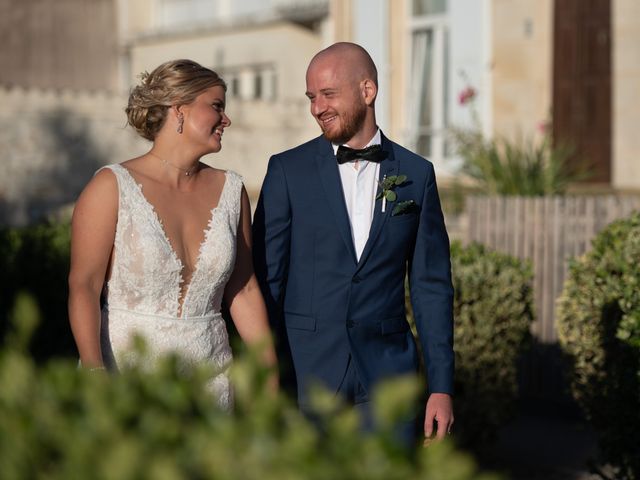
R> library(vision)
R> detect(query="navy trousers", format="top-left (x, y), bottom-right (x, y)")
top-left (303, 355), bottom-right (419, 451)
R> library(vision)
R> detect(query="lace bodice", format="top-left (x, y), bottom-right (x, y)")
top-left (103, 164), bottom-right (242, 318)
top-left (97, 164), bottom-right (243, 410)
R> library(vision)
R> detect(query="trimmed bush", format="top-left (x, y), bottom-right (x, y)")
top-left (407, 241), bottom-right (534, 450)
top-left (451, 242), bottom-right (534, 448)
top-left (557, 211), bottom-right (640, 479)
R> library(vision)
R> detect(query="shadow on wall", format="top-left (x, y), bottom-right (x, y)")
top-left (0, 197), bottom-right (9, 225)
top-left (1, 107), bottom-right (107, 226)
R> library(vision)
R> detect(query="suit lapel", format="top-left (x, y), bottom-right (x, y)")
top-left (315, 137), bottom-right (358, 264)
top-left (356, 135), bottom-right (398, 272)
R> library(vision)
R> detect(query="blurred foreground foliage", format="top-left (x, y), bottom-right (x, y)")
top-left (0, 298), bottom-right (499, 480)
top-left (557, 211), bottom-right (640, 479)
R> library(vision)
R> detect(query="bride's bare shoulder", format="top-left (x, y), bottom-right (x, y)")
top-left (74, 166), bottom-right (119, 214)
top-left (88, 166), bottom-right (118, 190)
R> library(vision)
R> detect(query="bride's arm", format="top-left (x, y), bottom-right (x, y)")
top-left (224, 187), bottom-right (278, 388)
top-left (68, 169), bottom-right (118, 369)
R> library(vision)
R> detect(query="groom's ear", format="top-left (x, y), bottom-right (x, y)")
top-left (361, 78), bottom-right (377, 106)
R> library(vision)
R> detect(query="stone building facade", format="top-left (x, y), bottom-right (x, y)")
top-left (0, 0), bottom-right (327, 225)
top-left (1, 0), bottom-right (639, 226)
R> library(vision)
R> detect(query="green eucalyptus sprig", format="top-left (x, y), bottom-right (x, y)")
top-left (376, 174), bottom-right (407, 203)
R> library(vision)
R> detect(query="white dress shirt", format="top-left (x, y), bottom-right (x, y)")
top-left (333, 129), bottom-right (381, 261)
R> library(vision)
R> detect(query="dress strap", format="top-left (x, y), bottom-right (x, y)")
top-left (220, 170), bottom-right (244, 227)
top-left (95, 164), bottom-right (139, 199)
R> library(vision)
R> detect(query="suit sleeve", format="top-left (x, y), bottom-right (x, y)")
top-left (252, 155), bottom-right (291, 327)
top-left (408, 163), bottom-right (455, 395)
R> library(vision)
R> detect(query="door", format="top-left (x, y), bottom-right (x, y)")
top-left (553, 0), bottom-right (611, 183)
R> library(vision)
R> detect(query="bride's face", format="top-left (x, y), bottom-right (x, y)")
top-left (180, 86), bottom-right (231, 154)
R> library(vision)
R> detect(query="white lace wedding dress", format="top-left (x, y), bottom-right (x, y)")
top-left (99, 164), bottom-right (242, 410)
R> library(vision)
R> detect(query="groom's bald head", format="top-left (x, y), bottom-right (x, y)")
top-left (307, 42), bottom-right (378, 87)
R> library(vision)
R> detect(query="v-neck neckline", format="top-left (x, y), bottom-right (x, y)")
top-left (117, 164), bottom-right (229, 316)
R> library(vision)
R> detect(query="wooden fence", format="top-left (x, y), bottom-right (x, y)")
top-left (466, 195), bottom-right (640, 344)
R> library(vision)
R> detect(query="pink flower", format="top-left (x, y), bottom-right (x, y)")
top-left (458, 86), bottom-right (476, 105)
top-left (537, 120), bottom-right (550, 134)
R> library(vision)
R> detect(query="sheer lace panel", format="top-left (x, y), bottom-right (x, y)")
top-left (102, 164), bottom-right (243, 318)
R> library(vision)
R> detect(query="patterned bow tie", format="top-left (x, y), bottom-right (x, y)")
top-left (336, 144), bottom-right (385, 164)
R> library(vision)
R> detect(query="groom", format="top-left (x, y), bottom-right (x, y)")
top-left (252, 42), bottom-right (454, 445)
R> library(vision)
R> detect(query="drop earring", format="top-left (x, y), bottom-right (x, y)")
top-left (177, 113), bottom-right (184, 134)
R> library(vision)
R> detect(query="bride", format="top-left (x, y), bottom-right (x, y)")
top-left (68, 59), bottom-right (277, 409)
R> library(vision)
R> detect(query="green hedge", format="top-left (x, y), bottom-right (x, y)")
top-left (557, 212), bottom-right (640, 479)
top-left (0, 306), bottom-right (499, 480)
top-left (0, 222), bottom-right (74, 359)
top-left (407, 241), bottom-right (534, 450)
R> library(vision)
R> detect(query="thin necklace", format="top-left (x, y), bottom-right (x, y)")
top-left (148, 152), bottom-right (197, 177)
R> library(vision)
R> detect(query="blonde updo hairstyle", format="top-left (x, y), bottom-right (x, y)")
top-left (126, 59), bottom-right (227, 141)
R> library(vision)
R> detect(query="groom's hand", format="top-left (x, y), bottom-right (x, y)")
top-left (423, 392), bottom-right (454, 446)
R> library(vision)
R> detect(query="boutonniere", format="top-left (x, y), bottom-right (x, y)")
top-left (376, 174), bottom-right (416, 215)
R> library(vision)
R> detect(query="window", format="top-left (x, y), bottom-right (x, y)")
top-left (253, 67), bottom-right (277, 101)
top-left (231, 76), bottom-right (240, 97)
top-left (254, 70), bottom-right (263, 99)
top-left (260, 67), bottom-right (277, 101)
top-left (407, 0), bottom-right (449, 162)
top-left (218, 65), bottom-right (277, 101)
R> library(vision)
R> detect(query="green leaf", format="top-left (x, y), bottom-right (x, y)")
top-left (385, 191), bottom-right (397, 202)
top-left (380, 177), bottom-right (395, 190)
top-left (395, 175), bottom-right (407, 185)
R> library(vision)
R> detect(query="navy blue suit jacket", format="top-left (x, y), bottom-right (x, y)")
top-left (252, 133), bottom-right (454, 406)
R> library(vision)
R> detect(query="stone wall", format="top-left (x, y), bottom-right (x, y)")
top-left (612, 0), bottom-right (640, 190)
top-left (491, 0), bottom-right (553, 142)
top-left (0, 87), bottom-right (145, 225)
top-left (0, 85), bottom-right (318, 226)
top-left (0, 0), bottom-right (119, 91)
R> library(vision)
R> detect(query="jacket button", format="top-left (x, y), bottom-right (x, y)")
top-left (352, 275), bottom-right (362, 283)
